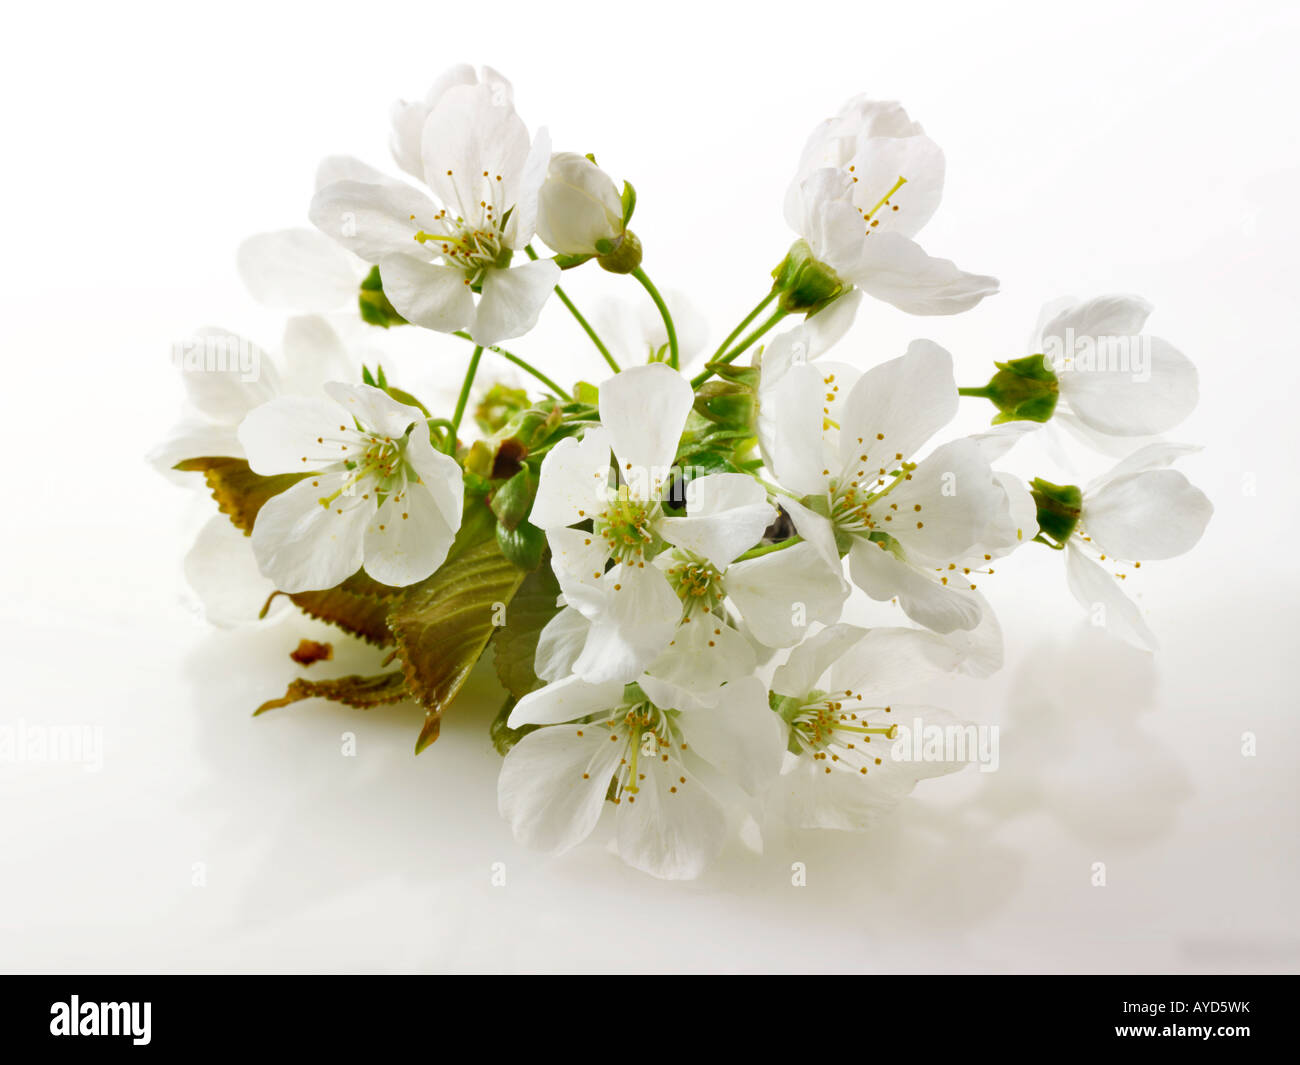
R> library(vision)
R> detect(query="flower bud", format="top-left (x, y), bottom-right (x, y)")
top-left (771, 240), bottom-right (845, 314)
top-left (537, 152), bottom-right (626, 257)
top-left (1028, 477), bottom-right (1081, 548)
top-left (978, 354), bottom-right (1060, 424)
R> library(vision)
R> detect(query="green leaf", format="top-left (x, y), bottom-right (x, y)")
top-left (388, 533), bottom-right (527, 753)
top-left (253, 671), bottom-right (410, 715)
top-left (173, 456), bottom-right (306, 534)
top-left (492, 562), bottom-right (561, 699)
top-left (283, 572), bottom-right (402, 647)
top-left (489, 695), bottom-right (537, 756)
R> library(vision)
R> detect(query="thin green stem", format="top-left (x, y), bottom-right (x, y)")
top-left (630, 266), bottom-right (678, 369)
top-left (425, 417), bottom-right (457, 455)
top-left (452, 331), bottom-right (571, 400)
top-left (709, 290), bottom-right (777, 366)
top-left (450, 346), bottom-right (484, 440)
top-left (525, 245), bottom-right (620, 373)
top-left (691, 308), bottom-right (790, 388)
top-left (958, 386), bottom-right (994, 398)
top-left (735, 536), bottom-right (804, 563)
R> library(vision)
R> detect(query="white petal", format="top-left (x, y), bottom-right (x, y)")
top-left (507, 673), bottom-right (625, 727)
top-left (772, 622), bottom-right (870, 697)
top-left (847, 133), bottom-right (945, 239)
top-left (726, 541), bottom-right (848, 648)
top-left (421, 83), bottom-right (531, 221)
top-left (848, 540), bottom-right (982, 633)
top-left (249, 474), bottom-right (370, 592)
top-left (759, 361), bottom-right (835, 496)
top-left (1087, 442), bottom-right (1203, 493)
top-left (854, 231), bottom-right (998, 315)
top-left (615, 759), bottom-right (728, 880)
top-left (1084, 470), bottom-right (1212, 560)
top-left (236, 228), bottom-right (361, 311)
top-left (566, 565), bottom-right (680, 684)
top-left (403, 424), bottom-right (464, 531)
top-left (1039, 294), bottom-right (1153, 347)
top-left (378, 254), bottom-right (475, 335)
top-left (278, 316), bottom-right (357, 398)
top-left (323, 381), bottom-right (423, 439)
top-left (1065, 543), bottom-right (1158, 651)
top-left (781, 496), bottom-right (842, 572)
top-left (1060, 335), bottom-right (1198, 437)
top-left (839, 339), bottom-right (958, 468)
top-left (470, 258), bottom-right (559, 346)
top-left (546, 526), bottom-right (612, 589)
top-left (237, 395), bottom-right (350, 475)
top-left (535, 607), bottom-right (591, 683)
top-left (529, 427), bottom-right (612, 530)
top-left (599, 363), bottom-right (694, 490)
top-left (882, 437), bottom-right (1001, 566)
top-left (183, 516), bottom-right (277, 627)
top-left (498, 725), bottom-right (623, 854)
top-left (362, 480), bottom-right (457, 587)
top-left (659, 474), bottom-right (775, 569)
top-left (176, 329), bottom-right (277, 424)
top-left (677, 676), bottom-right (784, 795)
top-left (644, 620), bottom-right (757, 708)
top-left (309, 178), bottom-right (438, 263)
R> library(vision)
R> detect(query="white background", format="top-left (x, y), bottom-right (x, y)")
top-left (1, 0), bottom-right (1297, 973)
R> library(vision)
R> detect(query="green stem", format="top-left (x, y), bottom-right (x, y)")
top-left (452, 331), bottom-right (570, 400)
top-left (709, 290), bottom-right (777, 367)
top-left (525, 245), bottom-right (620, 373)
top-left (450, 346), bottom-right (484, 441)
top-left (691, 308), bottom-right (790, 388)
top-left (630, 266), bottom-right (678, 369)
top-left (425, 417), bottom-right (458, 455)
top-left (958, 386), bottom-right (994, 398)
top-left (735, 536), bottom-right (803, 563)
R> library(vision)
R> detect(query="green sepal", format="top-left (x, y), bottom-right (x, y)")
top-left (1028, 477), bottom-right (1082, 548)
top-left (982, 354), bottom-right (1060, 425)
top-left (475, 381), bottom-right (531, 435)
top-left (573, 381), bottom-right (600, 405)
top-left (620, 180), bottom-right (637, 225)
top-left (693, 380), bottom-right (756, 428)
top-left (359, 266), bottom-right (407, 328)
top-left (771, 239), bottom-right (844, 314)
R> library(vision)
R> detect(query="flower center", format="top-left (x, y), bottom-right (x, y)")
top-left (664, 555), bottom-right (725, 618)
top-left (317, 432), bottom-right (406, 508)
top-left (592, 488), bottom-right (657, 564)
top-left (575, 699), bottom-right (690, 805)
top-left (784, 689), bottom-right (898, 775)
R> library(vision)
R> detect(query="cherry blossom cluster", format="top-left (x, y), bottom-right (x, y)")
top-left (155, 65), bottom-right (1212, 879)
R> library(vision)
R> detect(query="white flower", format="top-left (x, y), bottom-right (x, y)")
top-left (1033, 294), bottom-right (1199, 446)
top-left (498, 667), bottom-right (783, 879)
top-left (1057, 443), bottom-right (1212, 651)
top-left (529, 363), bottom-right (767, 684)
top-left (769, 340), bottom-right (1009, 632)
top-left (784, 97), bottom-right (998, 316)
top-left (768, 623), bottom-right (973, 831)
top-left (238, 382), bottom-right (463, 592)
top-left (536, 152), bottom-right (625, 257)
top-left (310, 67), bottom-right (558, 346)
top-left (151, 316), bottom-right (357, 475)
top-left (237, 228), bottom-right (368, 313)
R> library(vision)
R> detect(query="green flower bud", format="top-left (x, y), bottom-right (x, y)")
top-left (597, 229), bottom-right (643, 274)
top-left (971, 354), bottom-right (1060, 424)
top-left (771, 239), bottom-right (845, 314)
top-left (1029, 477), bottom-right (1082, 548)
top-left (694, 380), bottom-right (756, 428)
top-left (490, 465), bottom-right (537, 531)
top-left (474, 382), bottom-right (531, 435)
